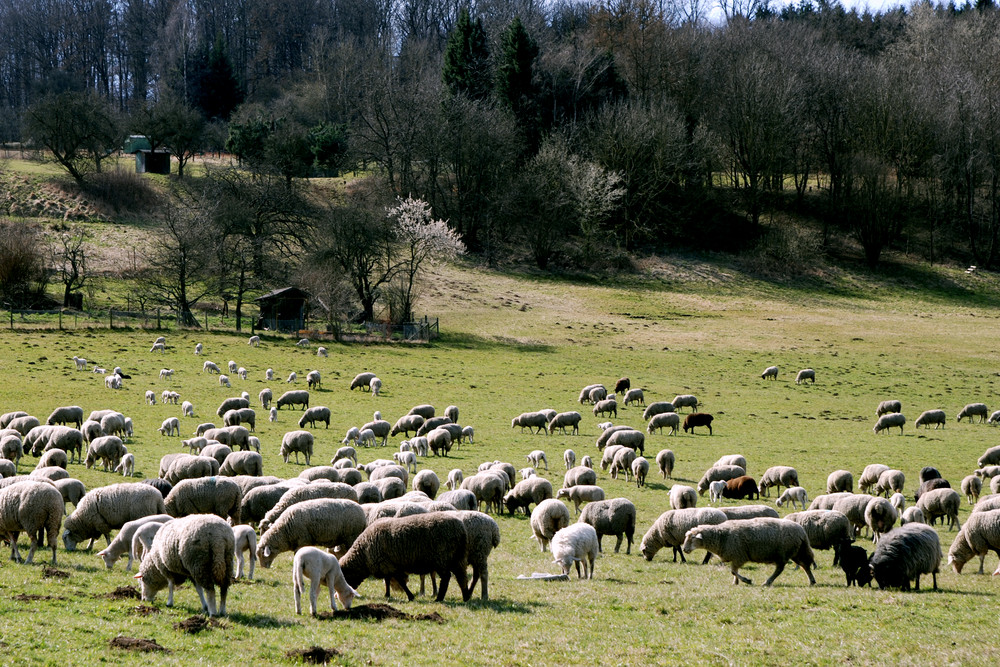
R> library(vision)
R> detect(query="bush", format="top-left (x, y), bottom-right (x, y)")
top-left (83, 168), bottom-right (159, 213)
top-left (0, 221), bottom-right (49, 307)
top-left (739, 224), bottom-right (823, 279)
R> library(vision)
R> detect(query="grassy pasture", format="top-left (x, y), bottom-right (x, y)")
top-left (2, 259), bottom-right (1000, 665)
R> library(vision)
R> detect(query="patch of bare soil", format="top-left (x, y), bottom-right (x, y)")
top-left (132, 604), bottom-right (159, 616)
top-left (12, 594), bottom-right (64, 602)
top-left (173, 615), bottom-right (225, 633)
top-left (42, 567), bottom-right (69, 579)
top-left (109, 636), bottom-right (169, 653)
top-left (100, 586), bottom-right (140, 600)
top-left (321, 603), bottom-right (445, 623)
top-left (286, 646), bottom-right (339, 664)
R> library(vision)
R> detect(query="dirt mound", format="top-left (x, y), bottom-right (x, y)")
top-left (286, 646), bottom-right (339, 664)
top-left (12, 594), bottom-right (63, 602)
top-left (322, 603), bottom-right (446, 623)
top-left (102, 586), bottom-right (140, 600)
top-left (173, 615), bottom-right (224, 633)
top-left (42, 567), bottom-right (69, 579)
top-left (109, 636), bottom-right (169, 653)
top-left (132, 605), bottom-right (159, 616)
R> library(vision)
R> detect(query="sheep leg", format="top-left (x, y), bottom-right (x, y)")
top-left (236, 551), bottom-right (245, 579)
top-left (731, 567), bottom-right (752, 585)
top-left (701, 552), bottom-right (712, 565)
top-left (294, 579), bottom-right (303, 614)
top-left (398, 574), bottom-right (417, 601)
top-left (25, 533), bottom-right (38, 564)
top-left (194, 583), bottom-right (210, 615)
top-left (613, 535), bottom-right (623, 554)
top-left (167, 581), bottom-right (174, 607)
top-left (309, 575), bottom-right (322, 616)
top-left (205, 587), bottom-right (218, 617)
top-left (248, 553), bottom-right (256, 580)
top-left (434, 569), bottom-right (451, 602)
top-left (9, 532), bottom-right (21, 562)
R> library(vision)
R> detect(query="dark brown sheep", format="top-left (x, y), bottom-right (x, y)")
top-left (722, 475), bottom-right (759, 500)
top-left (614, 377), bottom-right (630, 395)
top-left (683, 413), bottom-right (714, 435)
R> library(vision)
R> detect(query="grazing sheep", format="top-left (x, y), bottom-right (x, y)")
top-left (530, 498), bottom-right (571, 552)
top-left (578, 498), bottom-right (636, 554)
top-left (8, 415), bottom-right (40, 437)
top-left (53, 477), bottom-right (86, 511)
top-left (876, 400), bottom-right (902, 416)
top-left (631, 457), bottom-right (649, 487)
top-left (606, 428), bottom-right (645, 455)
top-left (643, 402), bottom-right (675, 421)
top-left (165, 476), bottom-right (242, 524)
top-left (976, 466), bottom-right (1000, 479)
top-left (548, 412), bottom-right (582, 436)
top-left (460, 473), bottom-right (506, 514)
top-left (298, 406), bottom-right (331, 430)
top-left (391, 414), bottom-right (425, 438)
top-left (435, 489), bottom-right (474, 511)
top-left (577, 384), bottom-right (604, 404)
top-left (671, 395), bottom-right (699, 412)
top-left (555, 485), bottom-right (604, 515)
top-left (306, 370), bottom-right (322, 390)
top-left (858, 464), bottom-right (890, 493)
top-left (759, 466), bottom-right (799, 497)
top-left (839, 543), bottom-right (873, 587)
top-left (46, 405), bottom-right (83, 428)
top-left (158, 417), bottom-right (180, 437)
top-left (461, 426), bottom-right (475, 444)
top-left (280, 431), bottom-right (314, 465)
top-left (640, 507), bottom-right (727, 563)
top-left (550, 523), bottom-right (599, 579)
top-left (114, 452), bottom-right (135, 477)
top-left (526, 450), bottom-right (548, 470)
top-left (761, 365), bottom-right (779, 380)
top-left (990, 410), bottom-right (1000, 425)
top-left (260, 483), bottom-right (360, 534)
top-left (656, 449), bottom-right (675, 479)
top-left (276, 390), bottom-right (310, 411)
top-left (292, 546), bottom-right (357, 615)
top-left (337, 513), bottom-right (472, 601)
top-left (413, 470), bottom-right (440, 500)
top-left (647, 412), bottom-right (681, 436)
top-left (219, 451), bottom-right (263, 477)
top-left (915, 409), bottom-right (947, 429)
top-left (614, 377), bottom-right (630, 395)
top-left (958, 402), bottom-right (989, 423)
top-left (136, 514), bottom-right (235, 616)
top-left (286, 372), bottom-right (297, 383)
top-left (393, 451), bottom-right (418, 474)
top-left (349, 372), bottom-right (377, 391)
top-left (142, 478), bottom-right (173, 500)
top-left (827, 470), bottom-right (854, 494)
top-left (200, 444), bottom-right (232, 467)
top-left (670, 484), bottom-right (698, 510)
top-left (900, 507), bottom-right (926, 526)
top-left (784, 510), bottom-right (855, 561)
top-left (962, 475), bottom-right (983, 505)
top-left (219, 375), bottom-right (232, 388)
top-left (708, 480), bottom-right (726, 503)
top-left (233, 524), bottom-right (257, 580)
top-left (947, 509), bottom-right (1000, 574)
top-left (722, 476), bottom-right (760, 501)
top-left (164, 455), bottom-right (221, 485)
top-left (622, 388), bottom-right (645, 407)
top-left (258, 498), bottom-right (368, 569)
top-left (240, 482), bottom-right (297, 526)
top-left (85, 435), bottom-right (127, 472)
top-left (63, 483), bottom-right (166, 551)
top-left (588, 386), bottom-right (608, 404)
top-left (37, 448), bottom-right (68, 470)
top-left (696, 465), bottom-right (746, 496)
top-left (916, 488), bottom-right (961, 530)
top-left (714, 454), bottom-right (747, 470)
top-left (682, 413), bottom-right (714, 435)
top-left (332, 446), bottom-right (358, 466)
top-left (774, 486), bottom-right (809, 510)
top-left (504, 477), bottom-right (554, 515)
top-left (445, 469), bottom-right (464, 491)
top-left (832, 494), bottom-right (875, 536)
top-left (795, 369), bottom-right (815, 384)
top-left (511, 411), bottom-right (547, 434)
top-left (97, 515), bottom-right (173, 571)
top-left (873, 413), bottom-right (906, 434)
top-left (869, 523), bottom-right (942, 591)
top-left (864, 497), bottom-right (899, 543)
top-left (563, 466), bottom-right (598, 489)
top-left (874, 469), bottom-right (906, 497)
top-left (682, 518), bottom-right (816, 586)
top-left (595, 425), bottom-right (632, 451)
top-left (562, 449), bottom-right (577, 471)
top-left (720, 506), bottom-right (782, 521)
top-left (0, 480), bottom-right (63, 564)
top-left (978, 445), bottom-right (1000, 468)
top-left (592, 398), bottom-right (617, 419)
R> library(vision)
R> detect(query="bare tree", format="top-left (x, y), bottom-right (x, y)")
top-left (52, 229), bottom-right (89, 308)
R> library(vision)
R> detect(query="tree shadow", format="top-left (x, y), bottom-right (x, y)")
top-left (436, 331), bottom-right (553, 353)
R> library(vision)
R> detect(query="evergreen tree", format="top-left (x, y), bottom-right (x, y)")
top-left (495, 16), bottom-right (540, 150)
top-left (442, 8), bottom-right (491, 100)
top-left (191, 36), bottom-right (244, 121)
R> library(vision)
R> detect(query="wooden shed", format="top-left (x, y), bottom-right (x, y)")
top-left (255, 287), bottom-right (309, 332)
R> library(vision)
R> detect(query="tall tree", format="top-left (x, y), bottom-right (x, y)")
top-left (495, 17), bottom-right (539, 123)
top-left (52, 229), bottom-right (90, 308)
top-left (442, 8), bottom-right (491, 100)
top-left (25, 91), bottom-right (121, 183)
top-left (191, 35), bottom-right (243, 121)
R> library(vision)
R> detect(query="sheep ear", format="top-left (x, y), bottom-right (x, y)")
top-left (694, 533), bottom-right (703, 540)
top-left (133, 573), bottom-right (142, 579)
top-left (263, 546), bottom-right (271, 557)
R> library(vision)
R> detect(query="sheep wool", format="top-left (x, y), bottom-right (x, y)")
top-left (640, 507), bottom-right (727, 563)
top-left (258, 498), bottom-right (367, 568)
top-left (869, 523), bottom-right (942, 591)
top-left (0, 480), bottom-right (63, 564)
top-left (63, 483), bottom-right (167, 551)
top-left (578, 497), bottom-right (636, 555)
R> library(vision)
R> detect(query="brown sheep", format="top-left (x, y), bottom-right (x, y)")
top-left (683, 413), bottom-right (714, 435)
top-left (722, 475), bottom-right (759, 500)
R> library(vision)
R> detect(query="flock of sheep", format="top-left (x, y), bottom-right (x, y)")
top-left (2, 340), bottom-right (1000, 623)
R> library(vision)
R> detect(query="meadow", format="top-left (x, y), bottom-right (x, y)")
top-left (3, 257), bottom-right (1000, 665)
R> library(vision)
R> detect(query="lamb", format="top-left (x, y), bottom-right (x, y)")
top-left (555, 485), bottom-right (605, 515)
top-left (900, 507), bottom-right (926, 525)
top-left (291, 546), bottom-right (357, 615)
top-left (859, 463), bottom-right (890, 493)
top-left (682, 413), bottom-right (713, 435)
top-left (869, 523), bottom-right (942, 590)
top-left (876, 399), bottom-right (902, 416)
top-left (276, 390), bottom-right (310, 410)
top-left (656, 449), bottom-right (675, 479)
top-left (413, 470), bottom-right (440, 500)
top-left (337, 513), bottom-right (472, 601)
top-left (1, 433), bottom-right (23, 465)
top-left (511, 411), bottom-right (548, 434)
top-left (864, 497), bottom-right (899, 543)
top-left (46, 405), bottom-right (83, 428)
top-left (592, 398), bottom-right (617, 419)
top-left (306, 370), bottom-right (322, 390)
top-left (874, 469), bottom-right (905, 497)
top-left (563, 466), bottom-right (598, 489)
top-left (682, 517), bottom-right (816, 586)
top-left (219, 451), bottom-right (263, 477)
top-left (783, 510), bottom-right (855, 560)
top-left (890, 492), bottom-right (907, 514)
top-left (258, 498), bottom-right (368, 569)
top-left (915, 409), bottom-right (947, 429)
top-left (960, 475), bottom-right (982, 505)
top-left (827, 470), bottom-right (854, 494)
top-left (578, 497), bottom-right (636, 554)
top-left (916, 488), bottom-right (961, 530)
top-left (368, 377), bottom-right (382, 396)
top-left (72, 355), bottom-right (87, 370)
top-left (114, 452), bottom-right (135, 477)
top-left (227, 360), bottom-right (238, 374)
top-left (97, 514), bottom-right (173, 571)
top-left (606, 428), bottom-right (645, 455)
top-left (269, 407), bottom-right (277, 422)
top-left (839, 543), bottom-right (874, 587)
top-left (298, 406), bottom-right (331, 430)
top-left (758, 466), bottom-right (799, 497)
top-left (150, 342), bottom-right (165, 353)
top-left (193, 422), bottom-right (216, 437)
top-left (0, 480), bottom-right (63, 564)
top-left (332, 446), bottom-right (357, 466)
top-left (280, 431), bottom-right (314, 465)
top-left (958, 402), bottom-right (989, 423)
top-left (696, 465), bottom-right (746, 495)
top-left (947, 509), bottom-right (1000, 574)
top-left (53, 477), bottom-right (86, 511)
top-left (671, 395), bottom-right (699, 411)
top-left (165, 476), bottom-right (242, 524)
top-left (63, 483), bottom-right (166, 551)
top-left (219, 374), bottom-right (232, 388)
top-left (391, 414), bottom-right (425, 437)
top-left (548, 411), bottom-right (582, 436)
top-left (550, 522), bottom-right (600, 579)
top-left (640, 507), bottom-right (728, 563)
top-left (761, 365), bottom-right (779, 380)
top-left (145, 390), bottom-right (157, 406)
top-left (873, 413), bottom-right (906, 434)
top-left (237, 367), bottom-right (248, 381)
top-left (647, 412), bottom-right (680, 435)
top-left (632, 457), bottom-right (649, 487)
top-left (350, 372), bottom-right (377, 391)
top-left (991, 410), bottom-right (1000, 425)
top-left (670, 485), bottom-right (698, 510)
top-left (393, 451), bottom-right (418, 474)
top-left (976, 465), bottom-right (1000, 479)
top-left (503, 477), bottom-right (553, 515)
top-left (708, 480), bottom-right (726, 503)
top-left (622, 388), bottom-right (645, 406)
top-left (164, 455), bottom-right (221, 485)
top-left (795, 368), bottom-right (815, 384)
top-left (724, 476), bottom-right (761, 501)
top-left (158, 417), bottom-right (180, 437)
top-left (526, 450), bottom-right (548, 470)
top-left (135, 514), bottom-right (235, 616)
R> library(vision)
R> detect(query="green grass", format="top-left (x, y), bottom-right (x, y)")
top-left (3, 261), bottom-right (1000, 665)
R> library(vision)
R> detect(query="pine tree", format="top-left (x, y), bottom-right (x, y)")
top-left (442, 8), bottom-right (491, 101)
top-left (191, 35), bottom-right (244, 121)
top-left (495, 16), bottom-right (540, 150)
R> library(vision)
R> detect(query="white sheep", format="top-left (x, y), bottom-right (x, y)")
top-left (461, 426), bottom-right (475, 444)
top-left (145, 390), bottom-right (156, 405)
top-left (962, 475), bottom-right (983, 505)
top-left (203, 360), bottom-right (220, 374)
top-left (795, 368), bottom-right (815, 384)
top-left (900, 507), bottom-right (925, 526)
top-left (182, 401), bottom-right (194, 418)
top-left (915, 409), bottom-right (947, 429)
top-left (114, 452), bottom-right (135, 477)
top-left (238, 367), bottom-right (248, 380)
top-left (948, 509), bottom-right (1000, 574)
top-left (269, 407), bottom-right (277, 422)
top-left (317, 346), bottom-right (327, 357)
top-left (519, 467), bottom-right (536, 479)
top-left (873, 412), bottom-right (906, 434)
top-left (551, 523), bottom-right (599, 579)
top-left (358, 428), bottom-right (376, 449)
top-left (527, 450), bottom-right (547, 470)
top-left (150, 342), bottom-right (165, 353)
top-left (233, 525), bottom-right (257, 580)
top-left (555, 485), bottom-right (604, 515)
top-left (531, 498), bottom-right (571, 551)
top-left (597, 421), bottom-right (613, 431)
top-left (219, 374), bottom-right (231, 388)
top-left (563, 449), bottom-right (576, 470)
top-left (72, 355), bottom-right (87, 370)
top-left (670, 485), bottom-right (698, 510)
top-left (775, 486), bottom-right (809, 510)
top-left (292, 546), bottom-right (358, 615)
top-left (761, 365), bottom-right (778, 380)
top-left (105, 374), bottom-right (121, 389)
top-left (446, 469), bottom-right (464, 491)
top-left (286, 371), bottom-right (297, 383)
top-left (370, 377), bottom-right (382, 396)
top-left (393, 451), bottom-right (418, 474)
top-left (96, 515), bottom-right (173, 571)
top-left (890, 492), bottom-right (906, 514)
top-left (682, 517), bottom-right (815, 586)
top-left (158, 417), bottom-right (180, 437)
top-left (580, 455), bottom-right (593, 469)
top-left (266, 368), bottom-right (274, 380)
top-left (194, 343), bottom-right (203, 355)
top-left (153, 336), bottom-right (166, 345)
top-left (708, 480), bottom-right (726, 503)
top-left (958, 403), bottom-right (989, 423)
top-left (248, 335), bottom-right (260, 346)
top-left (297, 338), bottom-right (309, 347)
top-left (159, 368), bottom-right (174, 380)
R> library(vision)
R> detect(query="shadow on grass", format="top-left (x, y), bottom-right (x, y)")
top-left (463, 597), bottom-right (547, 613)
top-left (436, 331), bottom-right (553, 353)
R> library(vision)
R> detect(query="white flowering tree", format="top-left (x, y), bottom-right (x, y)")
top-left (386, 196), bottom-right (465, 324)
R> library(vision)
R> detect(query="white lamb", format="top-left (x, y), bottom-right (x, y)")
top-left (550, 523), bottom-right (599, 579)
top-left (296, 338), bottom-right (309, 347)
top-left (266, 368), bottom-right (274, 380)
top-left (776, 486), bottom-right (809, 510)
top-left (527, 450), bottom-right (548, 470)
top-left (248, 335), bottom-right (260, 347)
top-left (238, 367), bottom-right (248, 380)
top-left (233, 525), bottom-right (257, 580)
top-left (159, 369), bottom-right (174, 380)
top-left (520, 467), bottom-right (537, 479)
top-left (72, 355), bottom-right (87, 370)
top-left (286, 372), bottom-right (297, 383)
top-left (150, 342), bottom-right (165, 353)
top-left (292, 546), bottom-right (358, 616)
top-left (194, 343), bottom-right (203, 355)
top-left (158, 417), bottom-right (180, 437)
top-left (182, 401), bottom-right (194, 418)
top-left (105, 375), bottom-right (121, 389)
top-left (564, 449), bottom-right (576, 470)
top-left (446, 469), bottom-right (464, 491)
top-left (269, 407), bottom-right (277, 422)
top-left (114, 452), bottom-right (135, 477)
top-left (394, 451), bottom-right (418, 474)
top-left (317, 347), bottom-right (328, 357)
top-left (709, 480), bottom-right (726, 503)
top-left (358, 428), bottom-right (376, 448)
top-left (145, 390), bottom-right (156, 406)
top-left (228, 360), bottom-right (238, 373)
top-left (219, 375), bottom-right (231, 388)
